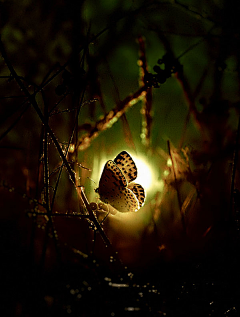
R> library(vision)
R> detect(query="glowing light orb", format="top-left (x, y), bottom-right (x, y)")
top-left (133, 156), bottom-right (153, 191)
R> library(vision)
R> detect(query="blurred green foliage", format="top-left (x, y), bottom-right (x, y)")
top-left (1, 0), bottom-right (240, 207)
top-left (0, 0), bottom-right (239, 219)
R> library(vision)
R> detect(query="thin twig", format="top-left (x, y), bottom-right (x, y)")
top-left (138, 35), bottom-right (153, 147)
top-left (0, 104), bottom-right (30, 142)
top-left (77, 85), bottom-right (147, 150)
top-left (173, 0), bottom-right (217, 24)
top-left (0, 36), bottom-right (76, 184)
top-left (27, 211), bottom-right (89, 218)
top-left (40, 92), bottom-right (62, 266)
top-left (167, 140), bottom-right (186, 233)
top-left (0, 36), bottom-right (113, 265)
top-left (230, 115), bottom-right (240, 220)
top-left (78, 187), bottom-right (111, 246)
top-left (43, 97), bottom-right (51, 213)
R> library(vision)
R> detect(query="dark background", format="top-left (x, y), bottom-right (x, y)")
top-left (1, 0), bottom-right (240, 316)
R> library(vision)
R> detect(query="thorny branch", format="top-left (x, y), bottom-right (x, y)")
top-left (173, 0), bottom-right (217, 24)
top-left (77, 85), bottom-right (147, 150)
top-left (0, 37), bottom-right (76, 183)
top-left (0, 36), bottom-right (125, 268)
top-left (138, 36), bottom-right (153, 147)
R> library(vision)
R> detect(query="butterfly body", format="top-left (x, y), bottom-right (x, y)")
top-left (96, 151), bottom-right (145, 212)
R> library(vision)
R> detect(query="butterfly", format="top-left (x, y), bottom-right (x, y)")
top-left (95, 151), bottom-right (145, 212)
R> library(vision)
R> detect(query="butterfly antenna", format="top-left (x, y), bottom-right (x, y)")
top-left (100, 210), bottom-right (110, 224)
top-left (87, 177), bottom-right (96, 184)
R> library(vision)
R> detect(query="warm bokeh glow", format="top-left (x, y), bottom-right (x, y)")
top-left (133, 156), bottom-right (153, 191)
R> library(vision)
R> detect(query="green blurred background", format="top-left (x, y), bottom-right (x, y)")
top-left (1, 0), bottom-right (239, 206)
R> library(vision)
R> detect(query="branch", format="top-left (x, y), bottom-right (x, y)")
top-left (167, 140), bottom-right (186, 233)
top-left (138, 36), bottom-right (153, 147)
top-left (77, 85), bottom-right (147, 150)
top-left (0, 36), bottom-right (124, 267)
top-left (0, 36), bottom-right (76, 184)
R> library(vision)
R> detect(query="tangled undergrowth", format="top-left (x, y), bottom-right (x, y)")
top-left (1, 1), bottom-right (240, 316)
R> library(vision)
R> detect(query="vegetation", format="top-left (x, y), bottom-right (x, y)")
top-left (1, 0), bottom-right (240, 316)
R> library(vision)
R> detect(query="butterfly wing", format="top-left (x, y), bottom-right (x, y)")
top-left (97, 152), bottom-right (145, 212)
top-left (127, 182), bottom-right (146, 207)
top-left (97, 160), bottom-right (139, 212)
top-left (97, 160), bottom-right (127, 201)
top-left (106, 186), bottom-right (139, 212)
top-left (114, 151), bottom-right (137, 183)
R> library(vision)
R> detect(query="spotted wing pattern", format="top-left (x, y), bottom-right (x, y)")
top-left (98, 160), bottom-right (127, 193)
top-left (114, 151), bottom-right (137, 183)
top-left (104, 186), bottom-right (139, 212)
top-left (127, 182), bottom-right (145, 207)
top-left (97, 151), bottom-right (145, 212)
